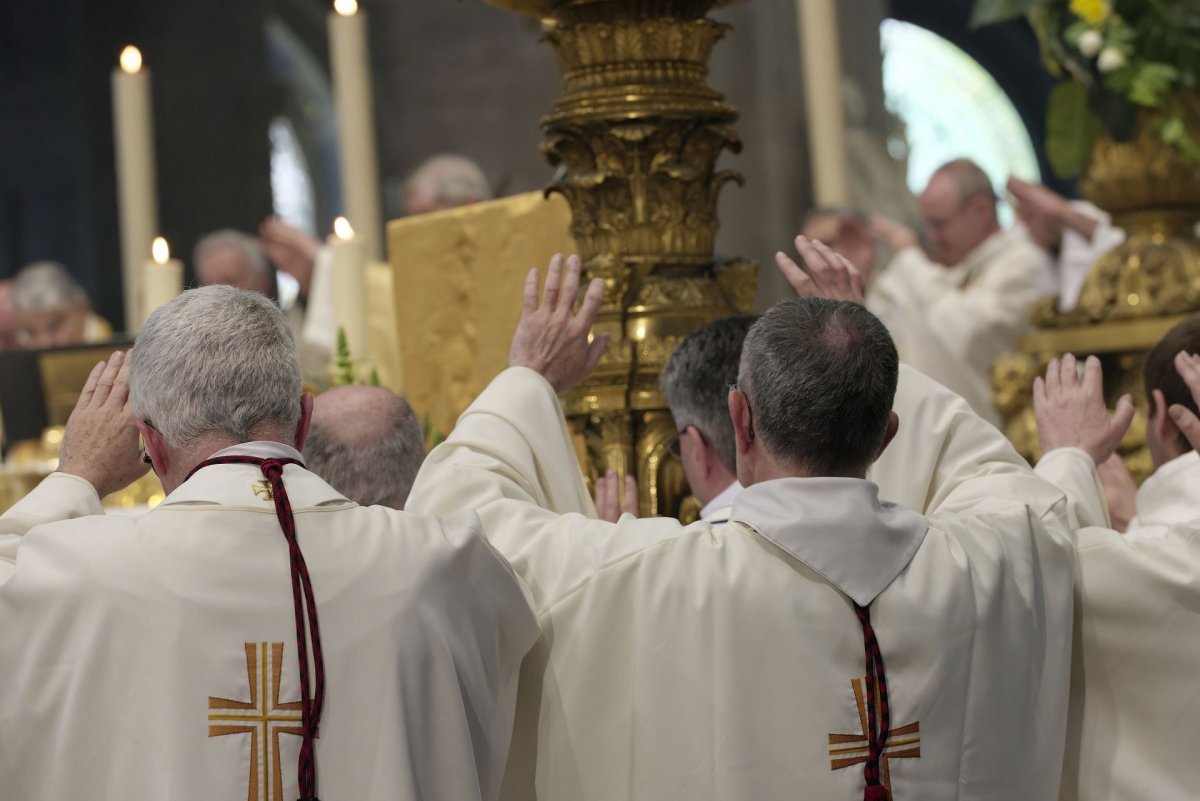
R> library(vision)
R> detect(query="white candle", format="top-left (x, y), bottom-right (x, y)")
top-left (796, 0), bottom-right (851, 206)
top-left (329, 0), bottom-right (383, 262)
top-left (142, 236), bottom-right (183, 326)
top-left (112, 45), bottom-right (160, 333)
top-left (329, 217), bottom-right (368, 360)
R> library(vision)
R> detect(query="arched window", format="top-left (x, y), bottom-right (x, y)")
top-left (881, 19), bottom-right (1040, 223)
top-left (269, 115), bottom-right (317, 235)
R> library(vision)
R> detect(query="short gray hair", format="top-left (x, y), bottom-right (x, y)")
top-left (739, 298), bottom-right (898, 476)
top-left (660, 315), bottom-right (756, 473)
top-left (405, 154), bottom-right (492, 208)
top-left (13, 262), bottom-right (87, 312)
top-left (129, 285), bottom-right (302, 447)
top-left (303, 385), bottom-right (426, 509)
top-left (193, 230), bottom-right (271, 286)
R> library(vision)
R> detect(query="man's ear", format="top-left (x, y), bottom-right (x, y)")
top-left (1151, 388), bottom-right (1178, 448)
top-left (135, 418), bottom-right (167, 477)
top-left (730, 389), bottom-right (753, 455)
top-left (294, 393), bottom-right (314, 452)
top-left (684, 426), bottom-right (713, 477)
top-left (874, 411), bottom-right (900, 462)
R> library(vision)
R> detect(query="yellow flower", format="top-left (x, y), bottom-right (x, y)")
top-left (1070, 0), bottom-right (1111, 26)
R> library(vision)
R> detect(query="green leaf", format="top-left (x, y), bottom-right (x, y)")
top-left (1046, 81), bottom-right (1102, 178)
top-left (970, 0), bottom-right (1049, 28)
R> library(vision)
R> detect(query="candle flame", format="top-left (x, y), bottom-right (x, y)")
top-left (333, 217), bottom-right (355, 240)
top-left (333, 0), bottom-right (358, 16)
top-left (119, 46), bottom-right (143, 74)
top-left (152, 237), bottom-right (170, 265)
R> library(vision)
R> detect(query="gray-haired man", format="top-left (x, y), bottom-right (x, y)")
top-left (409, 245), bottom-right (1084, 801)
top-left (304, 385), bottom-right (426, 510)
top-left (0, 285), bottom-right (536, 801)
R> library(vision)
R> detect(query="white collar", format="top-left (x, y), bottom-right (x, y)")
top-left (700, 480), bottom-right (743, 521)
top-left (730, 477), bottom-right (928, 607)
top-left (159, 441), bottom-right (351, 509)
top-left (1133, 450), bottom-right (1200, 528)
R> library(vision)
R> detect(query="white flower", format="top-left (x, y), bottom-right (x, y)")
top-left (1097, 47), bottom-right (1127, 73)
top-left (1078, 30), bottom-right (1104, 58)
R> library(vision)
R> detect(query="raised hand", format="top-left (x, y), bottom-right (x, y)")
top-left (867, 214), bottom-right (919, 253)
top-left (58, 351), bottom-right (150, 498)
top-left (774, 235), bottom-right (866, 304)
top-left (509, 254), bottom-right (609, 394)
top-left (258, 216), bottom-right (321, 298)
top-left (1033, 353), bottom-right (1134, 464)
top-left (1167, 352), bottom-right (1200, 453)
top-left (594, 469), bottom-right (639, 523)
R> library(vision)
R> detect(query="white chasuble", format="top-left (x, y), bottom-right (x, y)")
top-left (1036, 449), bottom-right (1200, 801)
top-left (867, 228), bottom-right (1052, 426)
top-left (407, 365), bottom-right (1079, 801)
top-left (0, 443), bottom-right (538, 801)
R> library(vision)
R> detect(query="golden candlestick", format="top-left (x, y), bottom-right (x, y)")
top-left (486, 0), bottom-right (757, 517)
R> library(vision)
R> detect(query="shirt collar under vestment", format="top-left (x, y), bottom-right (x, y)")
top-left (730, 477), bottom-right (928, 607)
top-left (158, 441), bottom-right (352, 510)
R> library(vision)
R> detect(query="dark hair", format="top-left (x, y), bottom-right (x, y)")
top-left (739, 298), bottom-right (898, 475)
top-left (660, 315), bottom-right (758, 473)
top-left (1144, 315), bottom-right (1200, 453)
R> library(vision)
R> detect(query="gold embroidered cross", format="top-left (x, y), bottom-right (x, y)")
top-left (252, 480), bottom-right (273, 501)
top-left (208, 642), bottom-right (313, 801)
top-left (828, 677), bottom-right (921, 800)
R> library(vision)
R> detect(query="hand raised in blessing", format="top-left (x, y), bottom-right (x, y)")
top-left (594, 469), bottom-right (639, 523)
top-left (509, 254), bottom-right (609, 394)
top-left (774, 235), bottom-right (866, 305)
top-left (1032, 353), bottom-right (1134, 465)
top-left (58, 351), bottom-right (150, 498)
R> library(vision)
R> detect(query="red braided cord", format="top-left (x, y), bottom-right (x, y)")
top-left (854, 602), bottom-right (891, 801)
top-left (187, 456), bottom-right (323, 801)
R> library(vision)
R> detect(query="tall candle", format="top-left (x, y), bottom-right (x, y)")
top-left (796, 0), bottom-right (851, 205)
top-left (329, 217), bottom-right (368, 360)
top-left (111, 45), bottom-right (160, 333)
top-left (142, 236), bottom-right (183, 326)
top-left (329, 0), bottom-right (383, 261)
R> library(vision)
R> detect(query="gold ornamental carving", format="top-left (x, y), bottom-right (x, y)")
top-left (487, 0), bottom-right (757, 516)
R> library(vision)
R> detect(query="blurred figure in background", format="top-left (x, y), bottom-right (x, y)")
top-left (403, 154), bottom-right (492, 216)
top-left (0, 281), bottom-right (17, 351)
top-left (13, 262), bottom-right (111, 349)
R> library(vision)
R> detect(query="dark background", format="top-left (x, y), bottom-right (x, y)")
top-left (0, 0), bottom-right (1060, 329)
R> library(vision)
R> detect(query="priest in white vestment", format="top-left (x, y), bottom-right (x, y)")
top-left (862, 159), bottom-right (1052, 425)
top-left (0, 286), bottom-right (538, 801)
top-left (408, 245), bottom-right (1084, 801)
top-left (1029, 321), bottom-right (1200, 801)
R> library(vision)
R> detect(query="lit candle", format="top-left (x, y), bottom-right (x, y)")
top-left (329, 0), bottom-right (383, 261)
top-left (796, 0), bottom-right (850, 205)
top-left (111, 45), bottom-right (160, 333)
top-left (329, 217), bottom-right (368, 360)
top-left (141, 237), bottom-right (183, 325)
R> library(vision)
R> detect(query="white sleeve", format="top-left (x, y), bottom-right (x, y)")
top-left (1034, 447), bottom-right (1111, 530)
top-left (406, 367), bottom-right (685, 613)
top-left (301, 247), bottom-right (335, 354)
top-left (0, 472), bottom-right (103, 575)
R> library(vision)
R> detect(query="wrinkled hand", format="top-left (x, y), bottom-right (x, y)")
top-left (509, 254), bottom-right (609, 394)
top-left (774, 235), bottom-right (866, 304)
top-left (867, 214), bottom-right (919, 253)
top-left (1033, 353), bottom-right (1134, 464)
top-left (58, 351), bottom-right (150, 498)
top-left (1167, 352), bottom-right (1200, 453)
top-left (1097, 453), bottom-right (1137, 533)
top-left (258, 216), bottom-right (321, 298)
top-left (594, 469), bottom-right (639, 523)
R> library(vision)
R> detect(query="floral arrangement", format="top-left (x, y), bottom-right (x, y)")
top-left (973, 0), bottom-right (1200, 176)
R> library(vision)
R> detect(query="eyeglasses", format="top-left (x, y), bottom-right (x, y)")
top-left (665, 425), bottom-right (708, 460)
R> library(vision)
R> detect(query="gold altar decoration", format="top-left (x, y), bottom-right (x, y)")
top-left (995, 117), bottom-right (1200, 480)
top-left (389, 191), bottom-right (577, 438)
top-left (484, 0), bottom-right (757, 517)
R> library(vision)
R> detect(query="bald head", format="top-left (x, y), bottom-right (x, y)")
top-left (918, 158), bottom-right (1000, 266)
top-left (0, 281), bottom-right (14, 351)
top-left (304, 385), bottom-right (426, 509)
top-left (404, 154), bottom-right (491, 216)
